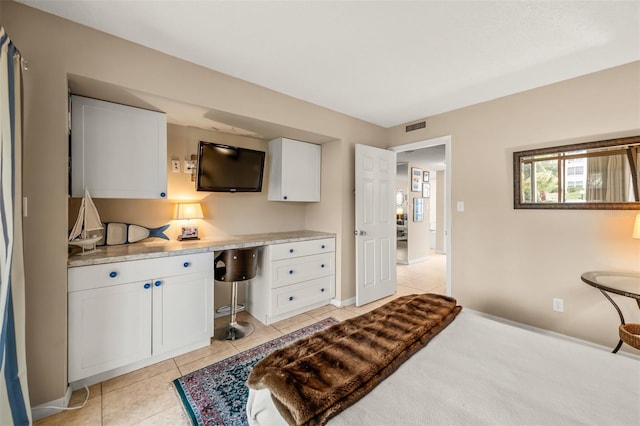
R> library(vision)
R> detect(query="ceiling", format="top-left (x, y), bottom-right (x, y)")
top-left (397, 145), bottom-right (446, 171)
top-left (17, 0), bottom-right (640, 128)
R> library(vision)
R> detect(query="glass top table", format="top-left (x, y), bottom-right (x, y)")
top-left (581, 271), bottom-right (640, 353)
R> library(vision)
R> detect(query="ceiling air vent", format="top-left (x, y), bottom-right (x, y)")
top-left (405, 121), bottom-right (426, 132)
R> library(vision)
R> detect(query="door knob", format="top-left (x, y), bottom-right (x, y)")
top-left (354, 230), bottom-right (367, 236)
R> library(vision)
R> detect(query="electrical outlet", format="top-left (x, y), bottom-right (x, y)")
top-left (553, 298), bottom-right (564, 312)
top-left (171, 160), bottom-right (180, 173)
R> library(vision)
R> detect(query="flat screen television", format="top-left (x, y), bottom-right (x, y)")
top-left (196, 141), bottom-right (265, 192)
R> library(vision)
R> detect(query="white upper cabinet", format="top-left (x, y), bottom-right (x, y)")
top-left (70, 95), bottom-right (167, 199)
top-left (268, 137), bottom-right (321, 202)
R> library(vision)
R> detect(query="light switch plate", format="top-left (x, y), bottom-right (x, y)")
top-left (184, 160), bottom-right (196, 173)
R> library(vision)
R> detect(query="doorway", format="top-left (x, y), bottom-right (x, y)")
top-left (389, 136), bottom-right (451, 296)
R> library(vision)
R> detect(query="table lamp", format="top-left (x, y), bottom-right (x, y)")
top-left (633, 213), bottom-right (640, 240)
top-left (175, 202), bottom-right (204, 241)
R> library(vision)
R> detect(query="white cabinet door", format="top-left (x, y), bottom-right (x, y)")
top-left (68, 280), bottom-right (152, 382)
top-left (70, 95), bottom-right (167, 199)
top-left (152, 271), bottom-right (213, 355)
top-left (268, 138), bottom-right (321, 202)
top-left (68, 253), bottom-right (213, 382)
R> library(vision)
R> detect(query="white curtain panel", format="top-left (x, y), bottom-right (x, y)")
top-left (0, 26), bottom-right (31, 426)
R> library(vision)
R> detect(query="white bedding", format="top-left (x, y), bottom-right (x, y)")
top-left (247, 310), bottom-right (640, 425)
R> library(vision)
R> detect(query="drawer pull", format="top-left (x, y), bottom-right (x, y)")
top-left (283, 196), bottom-right (288, 200)
top-left (154, 281), bottom-right (162, 287)
top-left (160, 192), bottom-right (166, 198)
top-left (321, 264), bottom-right (325, 268)
top-left (321, 244), bottom-right (326, 249)
top-left (144, 283), bottom-right (151, 289)
top-left (288, 296), bottom-right (294, 301)
top-left (321, 288), bottom-right (325, 293)
top-left (183, 262), bottom-right (190, 268)
top-left (109, 271), bottom-right (118, 278)
top-left (289, 248), bottom-right (294, 254)
top-left (289, 270), bottom-right (294, 275)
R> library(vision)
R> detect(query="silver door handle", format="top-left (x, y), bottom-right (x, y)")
top-left (354, 230), bottom-right (367, 236)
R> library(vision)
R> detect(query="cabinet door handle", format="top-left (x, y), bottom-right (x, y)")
top-left (288, 296), bottom-right (294, 301)
top-left (288, 270), bottom-right (294, 275)
top-left (160, 192), bottom-right (166, 198)
top-left (109, 271), bottom-right (118, 278)
top-left (289, 248), bottom-right (294, 254)
top-left (183, 262), bottom-right (190, 268)
top-left (321, 288), bottom-right (325, 293)
top-left (321, 264), bottom-right (325, 268)
top-left (283, 195), bottom-right (288, 200)
top-left (144, 283), bottom-right (151, 289)
top-left (154, 281), bottom-right (162, 287)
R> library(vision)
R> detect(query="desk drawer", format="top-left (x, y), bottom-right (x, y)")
top-left (270, 238), bottom-right (335, 261)
top-left (272, 276), bottom-right (334, 317)
top-left (68, 253), bottom-right (212, 292)
top-left (271, 252), bottom-right (334, 288)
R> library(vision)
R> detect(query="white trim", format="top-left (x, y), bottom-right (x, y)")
top-left (389, 136), bottom-right (453, 296)
top-left (30, 386), bottom-right (72, 421)
top-left (465, 309), bottom-right (640, 360)
top-left (331, 297), bottom-right (355, 308)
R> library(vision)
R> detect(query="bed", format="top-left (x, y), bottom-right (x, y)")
top-left (246, 295), bottom-right (640, 426)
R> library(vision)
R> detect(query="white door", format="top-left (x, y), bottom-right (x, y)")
top-left (355, 144), bottom-right (397, 306)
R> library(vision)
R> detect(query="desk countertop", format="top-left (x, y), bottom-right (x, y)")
top-left (68, 230), bottom-right (335, 268)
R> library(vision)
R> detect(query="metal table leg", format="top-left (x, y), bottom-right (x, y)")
top-left (599, 289), bottom-right (625, 353)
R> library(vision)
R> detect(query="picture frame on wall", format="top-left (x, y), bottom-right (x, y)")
top-left (423, 171), bottom-right (430, 182)
top-left (411, 167), bottom-right (422, 192)
top-left (422, 183), bottom-right (431, 198)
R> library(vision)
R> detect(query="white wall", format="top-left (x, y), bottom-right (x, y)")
top-left (388, 62), bottom-right (640, 352)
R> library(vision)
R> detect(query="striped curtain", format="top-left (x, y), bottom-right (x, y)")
top-left (0, 27), bottom-right (31, 425)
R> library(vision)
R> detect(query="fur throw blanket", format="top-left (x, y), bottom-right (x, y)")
top-left (246, 293), bottom-right (462, 425)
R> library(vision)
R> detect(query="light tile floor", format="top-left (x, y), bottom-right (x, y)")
top-left (35, 255), bottom-right (445, 425)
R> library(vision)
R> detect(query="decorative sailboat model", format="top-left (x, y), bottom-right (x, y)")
top-left (68, 188), bottom-right (103, 254)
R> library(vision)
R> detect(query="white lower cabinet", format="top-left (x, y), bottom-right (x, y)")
top-left (248, 238), bottom-right (335, 325)
top-left (68, 253), bottom-right (213, 382)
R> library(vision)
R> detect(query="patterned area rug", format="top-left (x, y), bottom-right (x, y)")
top-left (173, 318), bottom-right (338, 426)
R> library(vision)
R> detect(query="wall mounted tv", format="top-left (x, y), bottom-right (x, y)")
top-left (196, 141), bottom-right (265, 192)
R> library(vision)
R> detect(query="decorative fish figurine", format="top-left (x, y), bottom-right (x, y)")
top-left (96, 223), bottom-right (170, 246)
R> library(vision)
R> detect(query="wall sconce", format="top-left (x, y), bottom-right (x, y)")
top-left (174, 202), bottom-right (204, 241)
top-left (633, 214), bottom-right (640, 240)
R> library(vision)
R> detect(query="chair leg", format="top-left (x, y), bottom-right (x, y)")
top-left (214, 281), bottom-right (254, 341)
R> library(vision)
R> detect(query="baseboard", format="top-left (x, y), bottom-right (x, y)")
top-left (31, 385), bottom-right (72, 421)
top-left (331, 297), bottom-right (355, 307)
top-left (466, 309), bottom-right (640, 360)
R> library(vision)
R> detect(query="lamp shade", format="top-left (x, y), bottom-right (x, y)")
top-left (633, 214), bottom-right (640, 240)
top-left (175, 203), bottom-right (204, 220)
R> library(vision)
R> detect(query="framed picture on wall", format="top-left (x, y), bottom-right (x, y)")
top-left (411, 167), bottom-right (422, 192)
top-left (422, 183), bottom-right (431, 198)
top-left (423, 171), bottom-right (430, 182)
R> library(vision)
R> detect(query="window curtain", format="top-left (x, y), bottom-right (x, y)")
top-left (586, 154), bottom-right (629, 202)
top-left (0, 27), bottom-right (31, 425)
top-left (605, 154), bottom-right (628, 201)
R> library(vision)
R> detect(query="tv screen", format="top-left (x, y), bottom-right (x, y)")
top-left (196, 141), bottom-right (265, 192)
